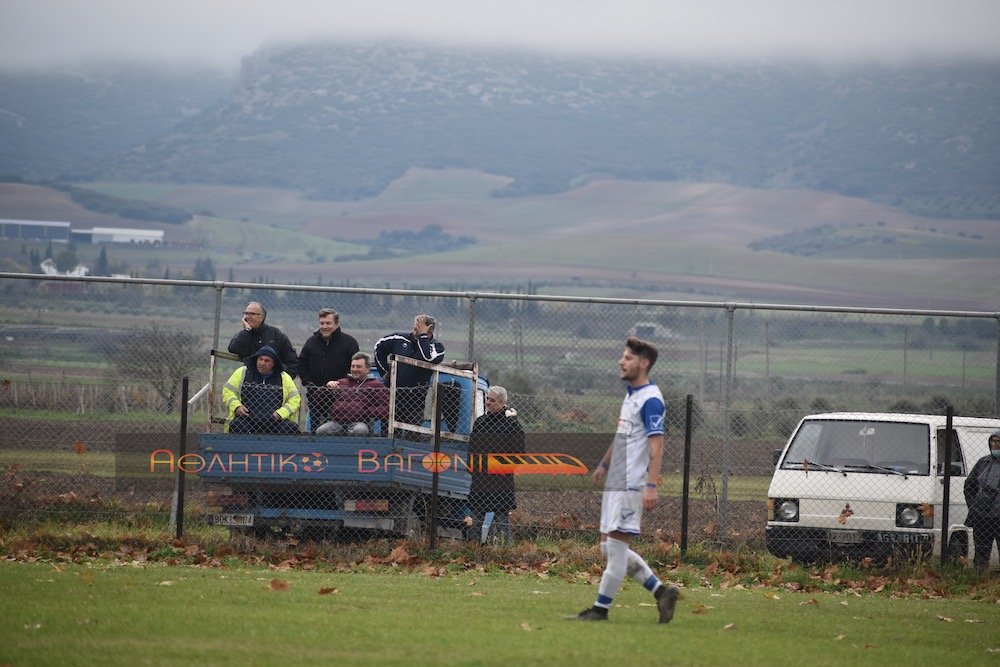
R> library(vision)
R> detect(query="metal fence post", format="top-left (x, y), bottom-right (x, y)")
top-left (467, 294), bottom-right (477, 362)
top-left (940, 405), bottom-right (954, 567)
top-left (428, 382), bottom-right (443, 550)
top-left (719, 304), bottom-right (736, 546)
top-left (170, 377), bottom-right (190, 539)
top-left (995, 316), bottom-right (1000, 417)
top-left (681, 394), bottom-right (693, 557)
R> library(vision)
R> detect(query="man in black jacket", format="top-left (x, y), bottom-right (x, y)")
top-left (298, 308), bottom-right (359, 431)
top-left (228, 301), bottom-right (299, 379)
top-left (964, 430), bottom-right (1000, 572)
top-left (468, 386), bottom-right (525, 544)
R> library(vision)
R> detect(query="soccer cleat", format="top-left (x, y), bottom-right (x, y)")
top-left (656, 585), bottom-right (680, 624)
top-left (569, 607), bottom-right (608, 621)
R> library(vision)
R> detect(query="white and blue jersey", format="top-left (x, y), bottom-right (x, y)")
top-left (606, 382), bottom-right (665, 492)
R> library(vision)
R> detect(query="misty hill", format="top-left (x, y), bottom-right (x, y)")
top-left (4, 42), bottom-right (1000, 219)
top-left (0, 64), bottom-right (234, 181)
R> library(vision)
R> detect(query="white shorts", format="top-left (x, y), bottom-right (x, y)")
top-left (599, 488), bottom-right (644, 535)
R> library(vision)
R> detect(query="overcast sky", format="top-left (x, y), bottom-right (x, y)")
top-left (2, 0), bottom-right (999, 71)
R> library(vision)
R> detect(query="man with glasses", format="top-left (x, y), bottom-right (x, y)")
top-left (228, 301), bottom-right (299, 379)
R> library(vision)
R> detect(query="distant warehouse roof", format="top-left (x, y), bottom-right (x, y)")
top-left (0, 219), bottom-right (71, 240)
top-left (81, 227), bottom-right (164, 244)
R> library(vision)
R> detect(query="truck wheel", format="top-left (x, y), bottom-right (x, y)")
top-left (404, 498), bottom-right (426, 542)
top-left (230, 525), bottom-right (268, 540)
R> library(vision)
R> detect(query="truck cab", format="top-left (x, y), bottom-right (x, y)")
top-left (766, 412), bottom-right (1000, 565)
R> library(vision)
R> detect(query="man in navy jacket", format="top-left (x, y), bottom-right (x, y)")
top-left (374, 314), bottom-right (445, 426)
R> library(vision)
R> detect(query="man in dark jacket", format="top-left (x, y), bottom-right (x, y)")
top-left (374, 314), bottom-right (445, 426)
top-left (467, 386), bottom-right (525, 545)
top-left (298, 308), bottom-right (359, 429)
top-left (964, 430), bottom-right (1000, 571)
top-left (228, 301), bottom-right (298, 379)
top-left (315, 352), bottom-right (388, 436)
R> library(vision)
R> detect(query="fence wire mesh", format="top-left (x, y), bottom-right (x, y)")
top-left (1, 274), bottom-right (998, 561)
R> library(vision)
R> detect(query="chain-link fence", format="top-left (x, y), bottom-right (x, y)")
top-left (1, 273), bottom-right (998, 558)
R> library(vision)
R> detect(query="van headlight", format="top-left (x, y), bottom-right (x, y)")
top-left (896, 503), bottom-right (931, 528)
top-left (770, 498), bottom-right (799, 522)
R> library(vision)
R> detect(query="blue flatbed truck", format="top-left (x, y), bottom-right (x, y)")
top-left (198, 354), bottom-right (485, 539)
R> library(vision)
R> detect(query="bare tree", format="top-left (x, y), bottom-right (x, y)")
top-left (104, 326), bottom-right (204, 413)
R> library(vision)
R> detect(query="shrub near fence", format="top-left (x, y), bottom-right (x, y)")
top-left (0, 273), bottom-right (997, 553)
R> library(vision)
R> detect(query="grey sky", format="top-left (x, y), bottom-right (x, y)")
top-left (2, 0), bottom-right (999, 70)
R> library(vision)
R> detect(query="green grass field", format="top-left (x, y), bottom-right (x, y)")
top-left (1, 560), bottom-right (997, 666)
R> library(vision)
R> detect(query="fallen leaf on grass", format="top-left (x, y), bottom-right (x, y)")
top-left (318, 587), bottom-right (338, 595)
top-left (965, 619), bottom-right (983, 623)
top-left (387, 546), bottom-right (414, 565)
top-left (763, 591), bottom-right (780, 600)
top-left (835, 634), bottom-right (846, 641)
top-left (270, 579), bottom-right (289, 591)
top-left (690, 603), bottom-right (709, 615)
top-left (80, 572), bottom-right (93, 585)
top-left (154, 580), bottom-right (175, 586)
top-left (520, 622), bottom-right (534, 631)
top-left (799, 598), bottom-right (819, 606)
top-left (723, 623), bottom-right (735, 630)
top-left (24, 623), bottom-right (42, 630)
top-left (936, 615), bottom-right (953, 623)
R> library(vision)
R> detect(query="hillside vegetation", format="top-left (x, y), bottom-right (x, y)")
top-left (2, 42), bottom-right (999, 219)
top-left (2, 174), bottom-right (997, 311)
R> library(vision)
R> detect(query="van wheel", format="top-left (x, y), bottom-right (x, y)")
top-left (946, 531), bottom-right (968, 563)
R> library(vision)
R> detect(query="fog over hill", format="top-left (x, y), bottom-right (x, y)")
top-left (2, 41), bottom-right (999, 219)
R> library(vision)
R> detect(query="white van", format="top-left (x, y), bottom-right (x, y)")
top-left (766, 412), bottom-right (1000, 565)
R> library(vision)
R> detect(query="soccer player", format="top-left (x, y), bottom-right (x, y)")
top-left (572, 336), bottom-right (680, 623)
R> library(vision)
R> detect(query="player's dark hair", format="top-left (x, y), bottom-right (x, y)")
top-left (625, 336), bottom-right (659, 370)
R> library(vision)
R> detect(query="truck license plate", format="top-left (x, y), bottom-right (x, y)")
top-left (212, 513), bottom-right (254, 527)
top-left (828, 529), bottom-right (862, 544)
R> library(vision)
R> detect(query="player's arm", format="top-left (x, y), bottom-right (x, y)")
top-left (592, 442), bottom-right (613, 486)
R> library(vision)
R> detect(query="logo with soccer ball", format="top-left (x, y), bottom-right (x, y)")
top-left (421, 451), bottom-right (451, 473)
top-left (299, 452), bottom-right (327, 473)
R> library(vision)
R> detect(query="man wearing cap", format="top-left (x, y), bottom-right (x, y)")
top-left (222, 345), bottom-right (300, 434)
top-left (964, 430), bottom-right (1000, 572)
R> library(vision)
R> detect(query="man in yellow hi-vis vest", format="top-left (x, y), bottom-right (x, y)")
top-left (222, 345), bottom-right (300, 434)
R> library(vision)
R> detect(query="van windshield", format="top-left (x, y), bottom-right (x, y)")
top-left (781, 419), bottom-right (930, 475)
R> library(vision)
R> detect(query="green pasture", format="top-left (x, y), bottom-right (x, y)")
top-left (2, 560), bottom-right (997, 667)
top-left (0, 448), bottom-right (116, 477)
top-left (515, 473), bottom-right (769, 502)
